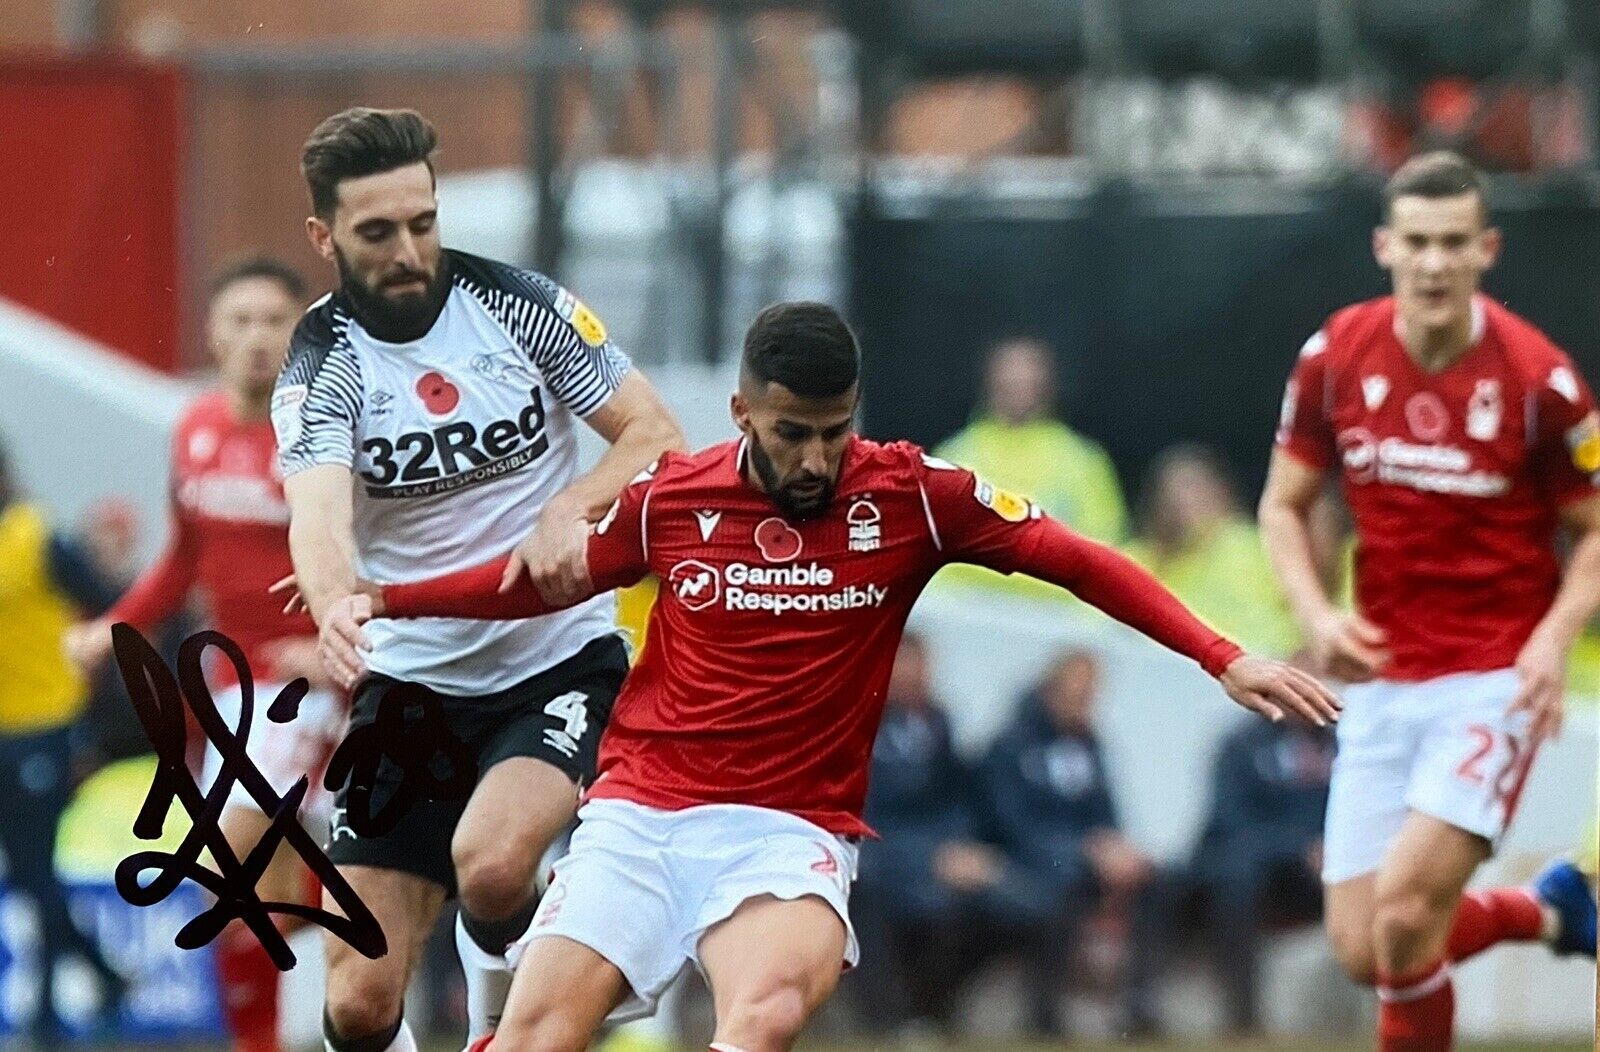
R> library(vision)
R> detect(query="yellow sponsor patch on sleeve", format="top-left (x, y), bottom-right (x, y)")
top-left (1568, 412), bottom-right (1600, 473)
top-left (571, 301), bottom-right (608, 347)
top-left (973, 477), bottom-right (1032, 522)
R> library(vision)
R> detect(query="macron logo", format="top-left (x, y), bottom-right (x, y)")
top-left (695, 509), bottom-right (722, 542)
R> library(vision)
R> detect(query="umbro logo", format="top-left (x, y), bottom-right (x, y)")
top-left (695, 509), bottom-right (722, 542)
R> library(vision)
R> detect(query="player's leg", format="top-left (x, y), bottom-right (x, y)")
top-left (700, 895), bottom-right (848, 1052)
top-left (486, 936), bottom-right (629, 1051)
top-left (1324, 876), bottom-right (1380, 985)
top-left (215, 806), bottom-right (306, 1052)
top-left (452, 757), bottom-right (579, 1038)
top-left (322, 865), bottom-right (446, 1052)
top-left (450, 639), bottom-right (628, 1043)
top-left (211, 688), bottom-right (343, 1052)
top-left (490, 799), bottom-right (688, 1050)
top-left (1368, 812), bottom-right (1487, 1052)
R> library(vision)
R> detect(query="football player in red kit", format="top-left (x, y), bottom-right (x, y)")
top-left (297, 301), bottom-right (1340, 1052)
top-left (1261, 152), bottom-right (1598, 1052)
top-left (67, 259), bottom-right (341, 1052)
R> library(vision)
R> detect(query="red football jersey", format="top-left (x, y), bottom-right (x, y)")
top-left (110, 391), bottom-right (315, 686)
top-left (1276, 296), bottom-right (1600, 681)
top-left (387, 436), bottom-right (1243, 837)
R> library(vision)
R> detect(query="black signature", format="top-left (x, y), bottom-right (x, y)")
top-left (110, 624), bottom-right (385, 968)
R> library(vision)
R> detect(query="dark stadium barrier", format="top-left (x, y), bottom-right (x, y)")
top-left (851, 177), bottom-right (1600, 498)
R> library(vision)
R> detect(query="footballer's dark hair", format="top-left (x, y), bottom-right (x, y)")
top-left (209, 256), bottom-right (307, 303)
top-left (1384, 151), bottom-right (1490, 222)
top-left (741, 302), bottom-right (860, 400)
top-left (301, 107), bottom-right (438, 219)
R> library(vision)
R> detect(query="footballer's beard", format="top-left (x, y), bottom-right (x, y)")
top-left (748, 433), bottom-right (835, 521)
top-left (336, 247), bottom-right (450, 344)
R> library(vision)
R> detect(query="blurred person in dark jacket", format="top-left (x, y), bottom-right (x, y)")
top-left (1187, 702), bottom-right (1335, 1035)
top-left (0, 439), bottom-right (128, 1045)
top-left (979, 647), bottom-right (1161, 1037)
top-left (853, 634), bottom-right (1017, 1034)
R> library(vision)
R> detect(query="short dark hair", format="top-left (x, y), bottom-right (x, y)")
top-left (209, 256), bottom-right (307, 303)
top-left (301, 107), bottom-right (438, 218)
top-left (1384, 151), bottom-right (1489, 221)
top-left (741, 302), bottom-right (860, 400)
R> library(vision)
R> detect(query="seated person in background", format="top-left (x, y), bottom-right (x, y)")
top-left (853, 633), bottom-right (1008, 1035)
top-left (934, 337), bottom-right (1126, 601)
top-left (978, 647), bottom-right (1161, 1037)
top-left (1185, 695), bottom-right (1335, 1036)
top-left (1125, 444), bottom-right (1299, 657)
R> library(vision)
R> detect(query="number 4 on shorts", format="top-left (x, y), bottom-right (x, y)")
top-left (543, 691), bottom-right (589, 759)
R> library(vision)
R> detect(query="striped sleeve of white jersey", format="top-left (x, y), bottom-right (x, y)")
top-left (272, 296), bottom-right (364, 477)
top-left (450, 251), bottom-right (632, 418)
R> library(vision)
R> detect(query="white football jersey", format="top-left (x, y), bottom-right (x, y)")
top-left (272, 250), bottom-right (627, 694)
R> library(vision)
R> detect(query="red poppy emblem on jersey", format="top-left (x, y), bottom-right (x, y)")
top-left (1404, 392), bottom-right (1448, 442)
top-left (754, 517), bottom-right (804, 563)
top-left (415, 371), bottom-right (460, 416)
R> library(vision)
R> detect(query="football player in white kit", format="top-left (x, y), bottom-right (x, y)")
top-left (272, 108), bottom-right (684, 1052)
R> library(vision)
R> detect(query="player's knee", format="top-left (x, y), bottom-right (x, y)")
top-left (324, 972), bottom-right (405, 1042)
top-left (455, 847), bottom-right (537, 921)
top-left (722, 983), bottom-right (813, 1046)
top-left (1373, 886), bottom-right (1449, 955)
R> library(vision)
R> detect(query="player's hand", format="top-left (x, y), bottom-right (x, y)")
top-left (260, 636), bottom-right (335, 690)
top-left (1219, 654), bottom-right (1342, 727)
top-left (319, 593), bottom-right (374, 691)
top-left (502, 495), bottom-right (591, 605)
top-left (63, 618), bottom-right (114, 673)
top-left (269, 574), bottom-right (381, 617)
top-left (1509, 627), bottom-right (1567, 744)
top-left (269, 573), bottom-right (307, 615)
top-left (1307, 610), bottom-right (1390, 683)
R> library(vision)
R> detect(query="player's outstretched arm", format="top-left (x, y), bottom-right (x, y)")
top-left (283, 464), bottom-right (360, 626)
top-left (1013, 518), bottom-right (1342, 726)
top-left (503, 370), bottom-right (684, 603)
top-left (1259, 448), bottom-right (1388, 681)
top-left (381, 523), bottom-right (647, 622)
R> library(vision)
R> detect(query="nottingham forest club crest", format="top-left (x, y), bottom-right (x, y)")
top-left (847, 498), bottom-right (881, 552)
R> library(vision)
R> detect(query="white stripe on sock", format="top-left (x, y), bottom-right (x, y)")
top-left (1377, 964), bottom-right (1452, 1004)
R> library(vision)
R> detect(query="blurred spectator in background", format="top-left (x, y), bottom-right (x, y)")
top-left (1126, 444), bottom-right (1299, 657)
top-left (0, 437), bottom-right (128, 1045)
top-left (853, 635), bottom-right (1006, 1035)
top-left (1178, 694), bottom-right (1334, 1035)
top-left (937, 337), bottom-right (1126, 544)
top-left (74, 498), bottom-right (200, 770)
top-left (978, 647), bottom-right (1161, 1037)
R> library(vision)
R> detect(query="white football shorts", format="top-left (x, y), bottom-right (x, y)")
top-left (200, 681), bottom-right (347, 825)
top-left (1322, 667), bottom-right (1538, 884)
top-left (508, 798), bottom-right (860, 1022)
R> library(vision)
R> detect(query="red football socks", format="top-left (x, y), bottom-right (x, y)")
top-left (1446, 887), bottom-right (1544, 963)
top-left (1377, 960), bottom-right (1454, 1052)
top-left (217, 924), bottom-right (280, 1052)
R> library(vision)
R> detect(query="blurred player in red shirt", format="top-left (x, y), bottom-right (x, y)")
top-left (1261, 152), bottom-right (1598, 1052)
top-left (302, 302), bottom-right (1339, 1052)
top-left (67, 258), bottom-right (342, 1052)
